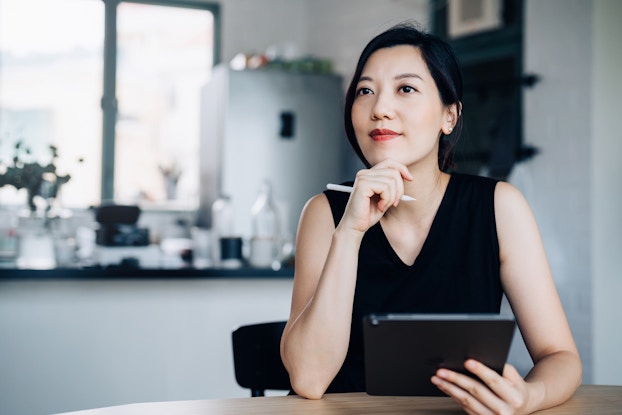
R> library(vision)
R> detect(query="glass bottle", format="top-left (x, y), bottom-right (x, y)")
top-left (249, 180), bottom-right (280, 268)
top-left (211, 194), bottom-right (235, 266)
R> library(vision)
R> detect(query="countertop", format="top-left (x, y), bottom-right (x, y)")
top-left (0, 265), bottom-right (294, 279)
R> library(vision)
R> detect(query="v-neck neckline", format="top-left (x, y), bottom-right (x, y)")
top-left (376, 173), bottom-right (455, 268)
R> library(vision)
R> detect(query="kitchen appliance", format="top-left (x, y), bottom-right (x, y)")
top-left (199, 65), bottom-right (355, 239)
top-left (95, 204), bottom-right (150, 247)
top-left (93, 204), bottom-right (158, 268)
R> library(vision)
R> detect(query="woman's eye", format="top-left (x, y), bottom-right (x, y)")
top-left (356, 87), bottom-right (373, 96)
top-left (400, 85), bottom-right (416, 93)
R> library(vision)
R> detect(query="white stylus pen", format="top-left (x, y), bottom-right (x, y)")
top-left (326, 183), bottom-right (416, 201)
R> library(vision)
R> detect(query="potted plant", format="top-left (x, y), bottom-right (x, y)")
top-left (0, 140), bottom-right (80, 215)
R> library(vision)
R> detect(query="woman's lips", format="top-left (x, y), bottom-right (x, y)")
top-left (370, 128), bottom-right (400, 142)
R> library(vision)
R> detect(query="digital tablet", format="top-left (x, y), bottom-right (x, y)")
top-left (363, 313), bottom-right (516, 396)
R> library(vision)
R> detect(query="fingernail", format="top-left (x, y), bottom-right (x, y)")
top-left (465, 360), bottom-right (477, 370)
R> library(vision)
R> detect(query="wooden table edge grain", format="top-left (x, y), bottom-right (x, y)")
top-left (53, 385), bottom-right (622, 415)
top-left (534, 384), bottom-right (622, 414)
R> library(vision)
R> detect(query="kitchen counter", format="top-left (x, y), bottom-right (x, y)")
top-left (1, 269), bottom-right (295, 415)
top-left (0, 265), bottom-right (294, 279)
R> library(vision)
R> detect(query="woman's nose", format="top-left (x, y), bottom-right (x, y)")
top-left (371, 92), bottom-right (395, 120)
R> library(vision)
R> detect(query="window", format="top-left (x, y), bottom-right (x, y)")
top-left (0, 0), bottom-right (219, 209)
top-left (0, 0), bottom-right (104, 208)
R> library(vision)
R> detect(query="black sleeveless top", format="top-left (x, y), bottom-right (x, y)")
top-left (323, 173), bottom-right (503, 393)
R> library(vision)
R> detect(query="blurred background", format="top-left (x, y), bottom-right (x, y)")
top-left (0, 1), bottom-right (620, 414)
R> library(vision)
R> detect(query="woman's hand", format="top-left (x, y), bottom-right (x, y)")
top-left (338, 159), bottom-right (413, 234)
top-left (431, 359), bottom-right (534, 415)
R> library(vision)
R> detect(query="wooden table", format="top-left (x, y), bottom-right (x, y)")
top-left (55, 385), bottom-right (621, 415)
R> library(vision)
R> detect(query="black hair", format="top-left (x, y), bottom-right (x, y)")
top-left (344, 22), bottom-right (463, 171)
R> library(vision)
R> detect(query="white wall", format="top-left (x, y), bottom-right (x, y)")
top-left (305, 0), bottom-right (429, 79)
top-left (522, 0), bottom-right (622, 385)
top-left (591, 0), bottom-right (622, 385)
top-left (218, 0), bottom-right (308, 64)
top-left (522, 0), bottom-right (593, 381)
top-left (217, 0), bottom-right (429, 81)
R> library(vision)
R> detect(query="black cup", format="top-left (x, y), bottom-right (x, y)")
top-left (220, 237), bottom-right (243, 262)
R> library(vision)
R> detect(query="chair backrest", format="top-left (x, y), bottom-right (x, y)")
top-left (231, 320), bottom-right (292, 397)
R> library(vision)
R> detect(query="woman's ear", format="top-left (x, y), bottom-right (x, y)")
top-left (443, 102), bottom-right (461, 135)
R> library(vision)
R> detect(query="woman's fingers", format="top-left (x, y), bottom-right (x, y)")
top-left (432, 375), bottom-right (495, 415)
top-left (432, 360), bottom-right (529, 415)
top-left (373, 159), bottom-right (414, 182)
top-left (355, 160), bottom-right (411, 208)
top-left (338, 159), bottom-right (413, 233)
top-left (465, 360), bottom-right (526, 410)
top-left (432, 368), bottom-right (499, 414)
top-left (362, 176), bottom-right (398, 211)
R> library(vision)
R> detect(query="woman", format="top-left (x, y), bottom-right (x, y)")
top-left (280, 22), bottom-right (581, 414)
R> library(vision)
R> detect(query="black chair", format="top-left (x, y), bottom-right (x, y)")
top-left (231, 320), bottom-right (292, 397)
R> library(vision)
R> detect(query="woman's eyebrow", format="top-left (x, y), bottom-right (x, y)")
top-left (395, 73), bottom-right (423, 81)
top-left (358, 73), bottom-right (424, 83)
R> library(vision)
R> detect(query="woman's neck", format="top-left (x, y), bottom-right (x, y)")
top-left (404, 166), bottom-right (449, 201)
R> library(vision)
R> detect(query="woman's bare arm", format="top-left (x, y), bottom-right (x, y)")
top-left (496, 181), bottom-right (582, 411)
top-left (280, 194), bottom-right (363, 399)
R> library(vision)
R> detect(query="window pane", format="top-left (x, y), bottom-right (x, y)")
top-left (115, 3), bottom-right (213, 208)
top-left (0, 0), bottom-right (103, 208)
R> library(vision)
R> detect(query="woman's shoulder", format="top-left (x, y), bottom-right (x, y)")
top-left (301, 192), bottom-right (330, 216)
top-left (296, 192), bottom-right (340, 255)
top-left (493, 179), bottom-right (531, 216)
top-left (298, 192), bottom-right (335, 229)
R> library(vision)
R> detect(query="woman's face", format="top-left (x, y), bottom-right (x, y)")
top-left (351, 45), bottom-right (454, 169)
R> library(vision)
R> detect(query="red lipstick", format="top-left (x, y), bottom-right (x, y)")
top-left (370, 128), bottom-right (400, 142)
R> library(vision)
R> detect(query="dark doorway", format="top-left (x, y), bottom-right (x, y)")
top-left (431, 0), bottom-right (536, 180)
